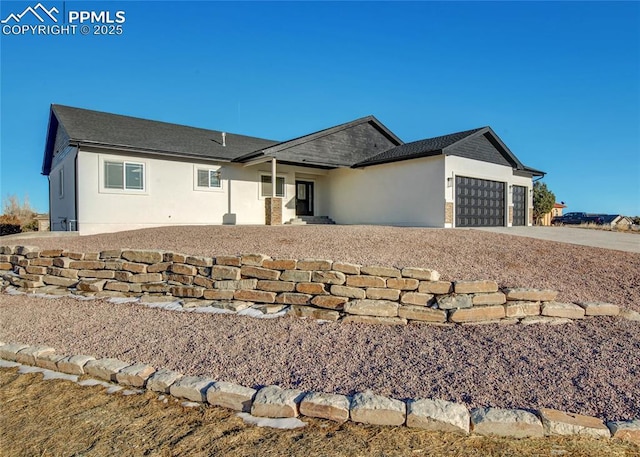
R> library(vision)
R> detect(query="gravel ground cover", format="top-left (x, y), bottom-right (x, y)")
top-left (1, 295), bottom-right (638, 421)
top-left (2, 226), bottom-right (639, 422)
top-left (8, 225), bottom-right (640, 311)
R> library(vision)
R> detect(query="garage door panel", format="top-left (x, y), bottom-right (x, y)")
top-left (455, 176), bottom-right (505, 227)
top-left (513, 185), bottom-right (527, 226)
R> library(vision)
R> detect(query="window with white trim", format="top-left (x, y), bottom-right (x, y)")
top-left (104, 160), bottom-right (144, 190)
top-left (58, 168), bottom-right (64, 198)
top-left (260, 174), bottom-right (285, 197)
top-left (196, 168), bottom-right (221, 188)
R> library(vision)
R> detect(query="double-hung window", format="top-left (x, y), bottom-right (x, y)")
top-left (104, 161), bottom-right (145, 191)
top-left (197, 168), bottom-right (221, 188)
top-left (260, 175), bottom-right (285, 198)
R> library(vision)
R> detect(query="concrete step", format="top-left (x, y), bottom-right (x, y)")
top-left (285, 218), bottom-right (307, 225)
top-left (299, 216), bottom-right (336, 225)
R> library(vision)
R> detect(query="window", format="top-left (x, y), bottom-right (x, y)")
top-left (104, 161), bottom-right (144, 190)
top-left (261, 175), bottom-right (285, 197)
top-left (197, 168), bottom-right (221, 188)
top-left (58, 168), bottom-right (64, 198)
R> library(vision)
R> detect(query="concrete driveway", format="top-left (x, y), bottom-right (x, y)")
top-left (476, 226), bottom-right (640, 253)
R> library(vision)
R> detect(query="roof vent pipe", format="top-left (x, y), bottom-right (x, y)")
top-left (222, 132), bottom-right (226, 147)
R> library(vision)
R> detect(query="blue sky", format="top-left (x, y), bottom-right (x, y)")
top-left (1, 1), bottom-right (639, 216)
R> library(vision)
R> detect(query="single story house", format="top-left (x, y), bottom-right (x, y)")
top-left (42, 104), bottom-right (545, 235)
top-left (599, 215), bottom-right (633, 228)
top-left (540, 202), bottom-right (567, 226)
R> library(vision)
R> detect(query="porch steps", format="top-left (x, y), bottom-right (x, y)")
top-left (285, 216), bottom-right (336, 225)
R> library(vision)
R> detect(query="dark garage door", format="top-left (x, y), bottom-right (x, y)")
top-left (513, 185), bottom-right (527, 226)
top-left (455, 176), bottom-right (505, 227)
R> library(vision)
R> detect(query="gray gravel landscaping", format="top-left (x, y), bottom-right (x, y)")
top-left (1, 226), bottom-right (639, 422)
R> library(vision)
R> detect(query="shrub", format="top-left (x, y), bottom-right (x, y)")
top-left (0, 214), bottom-right (21, 236)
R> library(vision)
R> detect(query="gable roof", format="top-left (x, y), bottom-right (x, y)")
top-left (42, 105), bottom-right (278, 174)
top-left (354, 126), bottom-right (544, 176)
top-left (233, 115), bottom-right (403, 168)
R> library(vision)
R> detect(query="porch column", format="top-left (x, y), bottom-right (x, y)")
top-left (265, 158), bottom-right (282, 225)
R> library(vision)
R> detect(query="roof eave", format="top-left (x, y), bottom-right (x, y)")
top-left (73, 140), bottom-right (235, 163)
top-left (353, 149), bottom-right (443, 168)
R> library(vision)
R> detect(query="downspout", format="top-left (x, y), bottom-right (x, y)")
top-left (74, 149), bottom-right (79, 232)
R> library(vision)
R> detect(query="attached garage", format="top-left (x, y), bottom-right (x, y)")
top-left (455, 176), bottom-right (505, 227)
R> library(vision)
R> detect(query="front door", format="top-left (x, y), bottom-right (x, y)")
top-left (295, 181), bottom-right (314, 216)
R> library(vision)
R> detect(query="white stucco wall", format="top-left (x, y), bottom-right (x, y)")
top-left (325, 156), bottom-right (446, 227)
top-left (75, 148), bottom-right (325, 235)
top-left (49, 147), bottom-right (77, 231)
top-left (444, 155), bottom-right (534, 227)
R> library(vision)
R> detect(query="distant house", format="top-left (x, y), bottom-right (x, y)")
top-left (599, 215), bottom-right (633, 228)
top-left (541, 202), bottom-right (567, 226)
top-left (42, 105), bottom-right (545, 235)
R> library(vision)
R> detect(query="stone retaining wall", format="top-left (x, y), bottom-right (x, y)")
top-left (0, 342), bottom-right (638, 443)
top-left (0, 245), bottom-right (625, 325)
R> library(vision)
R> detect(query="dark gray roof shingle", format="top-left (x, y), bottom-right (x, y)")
top-left (51, 104), bottom-right (278, 161)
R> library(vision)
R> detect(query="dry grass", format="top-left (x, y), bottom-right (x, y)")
top-left (1, 368), bottom-right (637, 457)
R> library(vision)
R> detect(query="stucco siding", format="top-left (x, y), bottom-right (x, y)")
top-left (49, 147), bottom-right (77, 231)
top-left (326, 156), bottom-right (446, 226)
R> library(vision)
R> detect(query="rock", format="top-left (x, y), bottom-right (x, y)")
top-left (472, 292), bottom-right (507, 306)
top-left (146, 368), bottom-right (183, 393)
top-left (206, 381), bottom-right (257, 412)
top-left (366, 288), bottom-right (400, 301)
top-left (620, 309), bottom-right (640, 322)
top-left (344, 299), bottom-right (398, 317)
top-left (505, 288), bottom-right (558, 302)
top-left (201, 289), bottom-right (233, 300)
top-left (346, 275), bottom-right (386, 288)
top-left (15, 346), bottom-right (55, 365)
top-left (311, 295), bottom-right (348, 310)
top-left (296, 282), bottom-right (327, 294)
top-left (130, 273), bottom-right (164, 283)
top-left (360, 266), bottom-right (401, 278)
top-left (115, 363), bottom-right (156, 387)
top-left (263, 259), bottom-right (297, 270)
top-left (211, 266), bottom-right (242, 281)
top-left (170, 263), bottom-right (197, 276)
top-left (280, 270), bottom-right (312, 283)
top-left (541, 302), bottom-right (585, 319)
top-left (104, 281), bottom-right (131, 292)
top-left (147, 262), bottom-right (172, 273)
top-left (252, 304), bottom-right (287, 314)
top-left (212, 301), bottom-right (252, 312)
top-left (436, 294), bottom-right (472, 310)
top-left (256, 280), bottom-right (296, 292)
top-left (607, 419), bottom-right (640, 445)
top-left (330, 285), bottom-right (366, 299)
top-left (276, 293), bottom-right (312, 305)
top-left (299, 392), bottom-right (350, 422)
top-left (122, 262), bottom-right (148, 274)
top-left (140, 282), bottom-right (170, 293)
top-left (449, 305), bottom-right (506, 323)
top-left (471, 407), bottom-right (543, 438)
top-left (462, 319), bottom-right (519, 326)
top-left (214, 279), bottom-right (257, 290)
top-left (343, 316), bottom-right (407, 326)
top-left (454, 280), bottom-right (499, 294)
top-left (400, 292), bottom-right (434, 306)
top-left (84, 358), bottom-right (131, 382)
top-left (407, 398), bottom-right (470, 434)
top-left (35, 353), bottom-right (65, 371)
top-left (296, 259), bottom-right (332, 271)
top-left (418, 281), bottom-right (452, 294)
top-left (69, 260), bottom-right (106, 270)
top-left (538, 408), bottom-right (610, 438)
top-left (251, 385), bottom-right (305, 418)
top-left (577, 302), bottom-right (620, 316)
top-left (505, 301), bottom-right (541, 318)
top-left (399, 306), bottom-right (446, 322)
top-left (185, 256), bottom-right (213, 267)
top-left (57, 355), bottom-right (96, 375)
top-left (121, 250), bottom-right (164, 264)
top-left (241, 253), bottom-right (270, 266)
top-left (311, 271), bottom-right (346, 285)
top-left (234, 289), bottom-right (276, 303)
top-left (520, 316), bottom-right (573, 326)
top-left (291, 305), bottom-right (340, 321)
top-left (350, 392), bottom-right (406, 426)
top-left (77, 279), bottom-right (107, 292)
top-left (214, 255), bottom-right (241, 267)
top-left (169, 376), bottom-right (215, 402)
top-left (332, 262), bottom-right (361, 275)
top-left (401, 267), bottom-right (440, 281)
top-left (0, 343), bottom-right (30, 361)
top-left (240, 266), bottom-right (281, 281)
top-left (170, 286), bottom-right (205, 298)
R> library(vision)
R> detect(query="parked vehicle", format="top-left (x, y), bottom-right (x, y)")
top-left (551, 212), bottom-right (604, 225)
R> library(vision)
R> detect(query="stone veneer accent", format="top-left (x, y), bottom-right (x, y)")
top-left (265, 197), bottom-right (282, 225)
top-left (444, 202), bottom-right (453, 224)
top-left (0, 245), bottom-right (630, 327)
top-left (1, 341), bottom-right (638, 443)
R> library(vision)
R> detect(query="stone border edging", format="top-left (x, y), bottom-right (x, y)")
top-left (2, 245), bottom-right (639, 326)
top-left (0, 342), bottom-right (638, 444)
